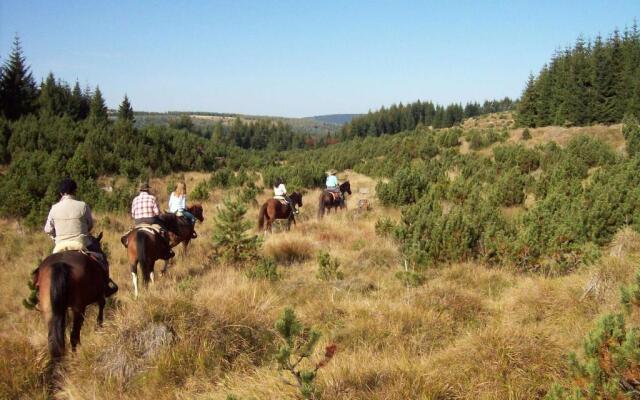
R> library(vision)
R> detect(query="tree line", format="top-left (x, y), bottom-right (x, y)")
top-left (517, 22), bottom-right (640, 127)
top-left (340, 97), bottom-right (515, 139)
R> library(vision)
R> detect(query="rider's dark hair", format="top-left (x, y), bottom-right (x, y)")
top-left (274, 177), bottom-right (283, 187)
top-left (59, 178), bottom-right (78, 195)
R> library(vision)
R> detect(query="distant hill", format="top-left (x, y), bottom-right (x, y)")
top-left (131, 111), bottom-right (349, 135)
top-left (306, 114), bottom-right (360, 125)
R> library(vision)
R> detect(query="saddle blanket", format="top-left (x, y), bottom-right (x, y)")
top-left (52, 243), bottom-right (109, 273)
top-left (273, 196), bottom-right (288, 206)
top-left (134, 223), bottom-right (164, 236)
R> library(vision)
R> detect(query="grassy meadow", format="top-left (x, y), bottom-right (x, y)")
top-left (2, 119), bottom-right (640, 399)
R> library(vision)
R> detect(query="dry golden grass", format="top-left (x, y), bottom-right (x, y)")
top-left (1, 170), bottom-right (637, 399)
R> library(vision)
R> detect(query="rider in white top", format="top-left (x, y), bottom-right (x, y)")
top-left (168, 182), bottom-right (196, 224)
top-left (273, 177), bottom-right (298, 214)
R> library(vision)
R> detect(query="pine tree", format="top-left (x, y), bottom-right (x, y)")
top-left (623, 114), bottom-right (640, 157)
top-left (0, 35), bottom-right (38, 120)
top-left (89, 86), bottom-right (108, 122)
top-left (212, 197), bottom-right (261, 264)
top-left (68, 81), bottom-right (90, 121)
top-left (38, 72), bottom-right (70, 117)
top-left (516, 74), bottom-right (538, 127)
top-left (117, 94), bottom-right (134, 123)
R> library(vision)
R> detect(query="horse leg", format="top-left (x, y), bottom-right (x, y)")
top-left (131, 262), bottom-right (139, 298)
top-left (150, 270), bottom-right (155, 284)
top-left (161, 259), bottom-right (170, 275)
top-left (70, 308), bottom-right (85, 352)
top-left (97, 297), bottom-right (105, 328)
top-left (182, 241), bottom-right (189, 258)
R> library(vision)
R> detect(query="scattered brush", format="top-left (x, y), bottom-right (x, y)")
top-left (246, 258), bottom-right (280, 282)
top-left (264, 237), bottom-right (315, 264)
top-left (395, 270), bottom-right (425, 288)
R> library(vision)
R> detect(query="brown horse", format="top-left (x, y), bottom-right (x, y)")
top-left (159, 204), bottom-right (204, 273)
top-left (257, 192), bottom-right (303, 233)
top-left (125, 228), bottom-right (169, 297)
top-left (318, 181), bottom-right (351, 218)
top-left (33, 233), bottom-right (108, 360)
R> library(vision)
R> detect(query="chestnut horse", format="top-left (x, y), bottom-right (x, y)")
top-left (318, 181), bottom-right (351, 218)
top-left (257, 192), bottom-right (302, 233)
top-left (159, 204), bottom-right (204, 273)
top-left (33, 233), bottom-right (108, 360)
top-left (125, 228), bottom-right (172, 297)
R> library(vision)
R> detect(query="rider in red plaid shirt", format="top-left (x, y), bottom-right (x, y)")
top-left (131, 189), bottom-right (161, 223)
top-left (125, 182), bottom-right (174, 259)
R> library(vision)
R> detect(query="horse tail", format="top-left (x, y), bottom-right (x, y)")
top-left (136, 230), bottom-right (147, 267)
top-left (258, 203), bottom-right (267, 230)
top-left (49, 262), bottom-right (70, 360)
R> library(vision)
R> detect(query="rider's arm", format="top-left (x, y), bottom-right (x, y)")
top-left (280, 184), bottom-right (287, 195)
top-left (85, 205), bottom-right (94, 233)
top-left (44, 209), bottom-right (55, 236)
top-left (153, 197), bottom-right (160, 216)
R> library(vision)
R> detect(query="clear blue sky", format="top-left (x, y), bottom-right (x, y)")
top-left (1, 1), bottom-right (639, 117)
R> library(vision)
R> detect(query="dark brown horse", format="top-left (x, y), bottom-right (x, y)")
top-left (159, 204), bottom-right (204, 273)
top-left (33, 233), bottom-right (108, 360)
top-left (257, 192), bottom-right (303, 233)
top-left (318, 181), bottom-right (351, 218)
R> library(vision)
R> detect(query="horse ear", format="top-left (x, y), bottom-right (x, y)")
top-left (97, 232), bottom-right (103, 242)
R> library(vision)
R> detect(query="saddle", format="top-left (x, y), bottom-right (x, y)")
top-left (134, 223), bottom-right (165, 236)
top-left (326, 190), bottom-right (341, 202)
top-left (120, 224), bottom-right (168, 248)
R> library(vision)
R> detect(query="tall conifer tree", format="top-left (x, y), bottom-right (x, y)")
top-left (117, 94), bottom-right (134, 123)
top-left (0, 35), bottom-right (38, 120)
top-left (89, 86), bottom-right (108, 122)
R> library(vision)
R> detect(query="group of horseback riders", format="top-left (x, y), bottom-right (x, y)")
top-left (271, 169), bottom-right (345, 214)
top-left (40, 169), bottom-right (346, 298)
top-left (43, 178), bottom-right (198, 299)
top-left (35, 171), bottom-right (348, 359)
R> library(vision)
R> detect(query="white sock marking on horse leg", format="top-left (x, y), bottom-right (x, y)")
top-left (131, 272), bottom-right (138, 298)
top-left (150, 272), bottom-right (155, 284)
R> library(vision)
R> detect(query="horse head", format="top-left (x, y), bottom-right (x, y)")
top-left (189, 204), bottom-right (204, 222)
top-left (340, 181), bottom-right (352, 195)
top-left (290, 192), bottom-right (303, 207)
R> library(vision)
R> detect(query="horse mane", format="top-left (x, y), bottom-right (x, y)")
top-left (187, 204), bottom-right (204, 222)
top-left (158, 213), bottom-right (181, 234)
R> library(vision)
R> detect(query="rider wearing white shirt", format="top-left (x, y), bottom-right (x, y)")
top-left (273, 177), bottom-right (298, 214)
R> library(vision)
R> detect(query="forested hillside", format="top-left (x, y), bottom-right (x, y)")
top-left (340, 97), bottom-right (515, 139)
top-left (517, 23), bottom-right (640, 127)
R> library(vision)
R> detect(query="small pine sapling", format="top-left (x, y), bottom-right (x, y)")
top-left (621, 268), bottom-right (640, 314)
top-left (546, 267), bottom-right (640, 399)
top-left (212, 198), bottom-right (262, 264)
top-left (274, 307), bottom-right (337, 399)
top-left (316, 251), bottom-right (343, 281)
top-left (22, 274), bottom-right (38, 310)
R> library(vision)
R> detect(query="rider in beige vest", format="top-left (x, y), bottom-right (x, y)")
top-left (44, 178), bottom-right (118, 297)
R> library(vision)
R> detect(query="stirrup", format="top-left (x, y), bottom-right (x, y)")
top-left (191, 231), bottom-right (198, 239)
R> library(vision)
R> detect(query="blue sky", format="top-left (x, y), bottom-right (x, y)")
top-left (1, 1), bottom-right (639, 117)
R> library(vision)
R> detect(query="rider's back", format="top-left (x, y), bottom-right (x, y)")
top-left (47, 196), bottom-right (92, 244)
